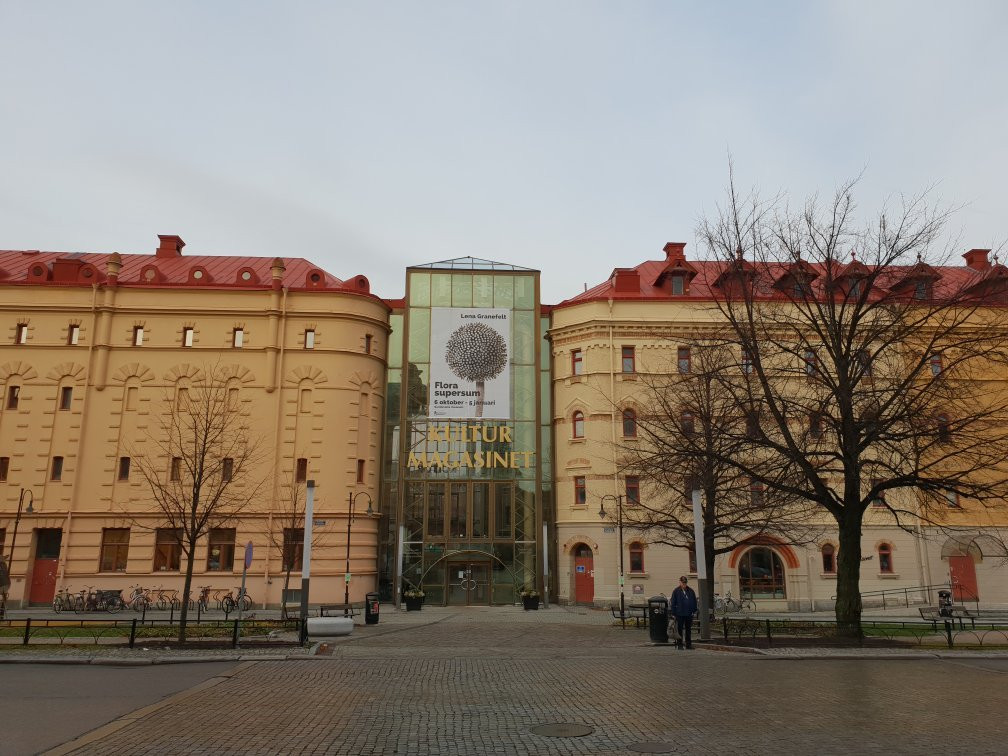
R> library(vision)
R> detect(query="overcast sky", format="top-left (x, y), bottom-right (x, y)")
top-left (1, 2), bottom-right (1005, 303)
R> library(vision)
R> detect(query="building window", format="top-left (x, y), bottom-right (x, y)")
top-left (914, 281), bottom-right (928, 300)
top-left (944, 489), bottom-right (959, 508)
top-left (687, 543), bottom-right (697, 574)
top-left (365, 334), bottom-right (373, 354)
top-left (182, 327), bottom-right (194, 347)
top-left (677, 347), bottom-right (691, 374)
top-left (133, 326), bottom-right (144, 346)
top-left (207, 528), bottom-right (236, 572)
top-left (304, 329), bottom-right (315, 349)
top-left (749, 481), bottom-right (764, 507)
top-left (51, 456), bottom-right (64, 481)
top-left (296, 457), bottom-right (308, 483)
top-left (671, 275), bottom-right (685, 296)
top-left (153, 528), bottom-right (182, 571)
top-left (574, 476), bottom-right (586, 506)
top-left (871, 479), bottom-right (885, 507)
top-left (929, 354), bottom-right (943, 377)
top-left (0, 456), bottom-right (8, 481)
top-left (739, 547), bottom-right (786, 598)
top-left (621, 346), bottom-right (636, 374)
top-left (282, 528), bottom-right (304, 571)
top-left (742, 350), bottom-right (754, 375)
top-left (572, 411), bottom-right (585, 439)
top-left (681, 411), bottom-right (695, 438)
top-left (68, 324), bottom-right (80, 345)
top-left (14, 323), bottom-right (27, 344)
top-left (856, 349), bottom-right (873, 380)
top-left (6, 385), bottom-right (19, 409)
top-left (233, 328), bottom-right (244, 348)
top-left (117, 456), bottom-right (130, 481)
top-left (629, 542), bottom-right (645, 573)
top-left (357, 459), bottom-right (365, 483)
top-left (99, 528), bottom-right (130, 572)
top-left (571, 349), bottom-right (583, 376)
top-left (936, 414), bottom-right (951, 443)
top-left (59, 386), bottom-right (73, 411)
top-left (625, 476), bottom-right (640, 504)
top-left (804, 349), bottom-right (819, 380)
top-left (821, 544), bottom-right (836, 574)
top-left (745, 412), bottom-right (760, 439)
top-left (878, 543), bottom-right (893, 573)
top-left (221, 457), bottom-right (234, 482)
top-left (622, 409), bottom-right (637, 438)
top-left (808, 412), bottom-right (823, 440)
top-left (170, 457), bottom-right (182, 482)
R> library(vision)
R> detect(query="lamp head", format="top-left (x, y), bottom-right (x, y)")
top-left (26, 501), bottom-right (33, 514)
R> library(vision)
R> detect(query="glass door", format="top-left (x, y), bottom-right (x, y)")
top-left (446, 561), bottom-right (492, 606)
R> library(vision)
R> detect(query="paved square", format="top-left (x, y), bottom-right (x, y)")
top-left (58, 609), bottom-right (1008, 754)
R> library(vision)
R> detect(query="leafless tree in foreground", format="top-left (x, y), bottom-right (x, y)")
top-left (266, 476), bottom-right (329, 619)
top-left (618, 339), bottom-right (821, 610)
top-left (698, 175), bottom-right (1008, 636)
top-left (131, 365), bottom-right (265, 643)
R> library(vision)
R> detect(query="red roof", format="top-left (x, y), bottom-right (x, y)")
top-left (0, 235), bottom-right (376, 297)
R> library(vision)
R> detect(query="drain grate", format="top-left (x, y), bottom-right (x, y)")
top-left (531, 723), bottom-right (595, 737)
top-left (628, 743), bottom-right (678, 753)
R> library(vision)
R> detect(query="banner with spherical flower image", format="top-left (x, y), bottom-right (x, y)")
top-left (429, 308), bottom-right (511, 419)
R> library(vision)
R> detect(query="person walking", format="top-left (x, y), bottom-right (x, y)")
top-left (670, 575), bottom-right (698, 650)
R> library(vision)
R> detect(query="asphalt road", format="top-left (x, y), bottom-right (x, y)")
top-left (0, 662), bottom-right (238, 755)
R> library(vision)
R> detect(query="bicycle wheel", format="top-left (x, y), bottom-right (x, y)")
top-left (53, 597), bottom-right (63, 614)
top-left (133, 596), bottom-right (148, 612)
top-left (222, 596), bottom-right (236, 614)
top-left (73, 595), bottom-right (84, 614)
top-left (741, 598), bottom-right (756, 613)
top-left (107, 596), bottom-right (124, 613)
top-left (713, 597), bottom-right (725, 613)
top-left (240, 594), bottom-right (252, 612)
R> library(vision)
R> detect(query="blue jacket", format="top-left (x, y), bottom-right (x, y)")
top-left (671, 585), bottom-right (698, 617)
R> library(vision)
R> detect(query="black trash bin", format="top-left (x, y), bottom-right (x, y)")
top-left (365, 592), bottom-right (380, 625)
top-left (938, 589), bottom-right (953, 618)
top-left (648, 596), bottom-right (669, 644)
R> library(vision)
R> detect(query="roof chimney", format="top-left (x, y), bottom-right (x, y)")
top-left (663, 242), bottom-right (686, 261)
top-left (963, 248), bottom-right (990, 271)
top-left (156, 234), bottom-right (185, 258)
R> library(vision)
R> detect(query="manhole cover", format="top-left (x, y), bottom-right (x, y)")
top-left (628, 743), bottom-right (678, 753)
top-left (531, 723), bottom-right (595, 737)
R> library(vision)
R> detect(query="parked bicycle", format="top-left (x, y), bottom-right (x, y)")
top-left (72, 586), bottom-right (124, 613)
top-left (713, 589), bottom-right (754, 615)
top-left (52, 587), bottom-right (76, 613)
top-left (220, 586), bottom-right (253, 614)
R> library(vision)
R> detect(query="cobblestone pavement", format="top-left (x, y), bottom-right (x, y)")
top-left (51, 608), bottom-right (1008, 755)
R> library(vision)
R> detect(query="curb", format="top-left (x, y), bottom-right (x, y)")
top-left (0, 654), bottom-right (308, 666)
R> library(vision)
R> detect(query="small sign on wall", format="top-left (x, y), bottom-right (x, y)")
top-left (632, 584), bottom-right (644, 595)
top-left (576, 565), bottom-right (586, 573)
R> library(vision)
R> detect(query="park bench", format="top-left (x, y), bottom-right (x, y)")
top-left (320, 604), bottom-right (359, 618)
top-left (610, 604), bottom-right (648, 627)
top-left (918, 606), bottom-right (975, 630)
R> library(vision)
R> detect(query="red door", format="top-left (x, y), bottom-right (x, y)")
top-left (573, 547), bottom-right (594, 604)
top-left (949, 555), bottom-right (979, 602)
top-left (29, 529), bottom-right (62, 604)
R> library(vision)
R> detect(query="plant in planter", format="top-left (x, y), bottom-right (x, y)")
top-left (404, 588), bottom-right (425, 611)
top-left (520, 586), bottom-right (541, 611)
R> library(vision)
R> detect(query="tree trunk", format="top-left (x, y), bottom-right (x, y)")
top-left (178, 547), bottom-right (196, 645)
top-left (281, 567), bottom-right (293, 620)
top-left (834, 508), bottom-right (864, 640)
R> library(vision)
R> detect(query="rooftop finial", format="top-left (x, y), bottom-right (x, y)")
top-left (851, 250), bottom-right (857, 262)
top-left (917, 252), bottom-right (923, 263)
top-left (736, 245), bottom-right (744, 262)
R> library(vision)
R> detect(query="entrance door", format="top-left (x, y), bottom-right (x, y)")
top-left (573, 545), bottom-right (594, 605)
top-left (447, 562), bottom-right (491, 605)
top-left (29, 529), bottom-right (62, 604)
top-left (949, 555), bottom-right (979, 602)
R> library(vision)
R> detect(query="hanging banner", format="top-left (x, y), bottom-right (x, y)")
top-left (429, 307), bottom-right (511, 419)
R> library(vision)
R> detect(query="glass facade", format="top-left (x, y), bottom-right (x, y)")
top-left (378, 259), bottom-right (552, 605)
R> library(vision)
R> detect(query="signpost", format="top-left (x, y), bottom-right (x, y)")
top-left (235, 540), bottom-right (253, 648)
top-left (299, 480), bottom-right (316, 644)
top-left (691, 489), bottom-right (710, 641)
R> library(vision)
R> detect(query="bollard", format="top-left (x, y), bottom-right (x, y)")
top-left (197, 598), bottom-right (202, 624)
top-left (129, 618), bottom-right (137, 648)
top-left (142, 601), bottom-right (147, 623)
top-left (766, 618), bottom-right (773, 647)
top-left (231, 619), bottom-right (239, 649)
top-left (722, 616), bottom-right (729, 640)
top-left (23, 618), bottom-right (31, 646)
top-left (944, 620), bottom-right (953, 649)
top-left (170, 602), bottom-right (175, 623)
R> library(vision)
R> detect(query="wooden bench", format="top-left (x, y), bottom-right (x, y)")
top-left (918, 606), bottom-right (975, 630)
top-left (611, 605), bottom-right (648, 627)
top-left (320, 604), bottom-right (359, 618)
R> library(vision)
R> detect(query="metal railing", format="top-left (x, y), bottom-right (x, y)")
top-left (830, 582), bottom-right (980, 612)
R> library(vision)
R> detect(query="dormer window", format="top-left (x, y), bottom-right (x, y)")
top-left (914, 281), bottom-right (928, 300)
top-left (671, 275), bottom-right (685, 295)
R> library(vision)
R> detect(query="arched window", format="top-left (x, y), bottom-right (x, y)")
top-left (821, 544), bottom-right (836, 574)
top-left (572, 411), bottom-right (584, 439)
top-left (629, 542), bottom-right (645, 573)
top-left (878, 543), bottom-right (894, 573)
top-left (622, 409), bottom-right (637, 437)
top-left (739, 547), bottom-right (786, 599)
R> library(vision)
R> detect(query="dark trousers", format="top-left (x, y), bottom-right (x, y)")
top-left (675, 615), bottom-right (693, 648)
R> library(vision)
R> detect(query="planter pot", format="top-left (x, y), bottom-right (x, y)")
top-left (522, 595), bottom-right (541, 611)
top-left (405, 597), bottom-right (424, 612)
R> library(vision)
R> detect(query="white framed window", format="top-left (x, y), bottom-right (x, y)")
top-left (233, 328), bottom-right (244, 348)
top-left (133, 326), bottom-right (144, 346)
top-left (183, 327), bottom-right (194, 347)
top-left (15, 323), bottom-right (27, 344)
top-left (68, 324), bottom-right (80, 345)
top-left (305, 329), bottom-right (315, 349)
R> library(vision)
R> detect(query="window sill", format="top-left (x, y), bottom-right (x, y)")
top-left (567, 376), bottom-right (584, 384)
top-left (569, 437), bottom-right (585, 444)
top-left (878, 572), bottom-right (900, 579)
top-left (619, 374), bottom-right (637, 381)
top-left (819, 572), bottom-right (837, 579)
top-left (627, 572), bottom-right (648, 579)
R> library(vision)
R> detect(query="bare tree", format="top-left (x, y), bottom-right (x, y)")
top-left (266, 476), bottom-right (328, 619)
top-left (618, 338), bottom-right (820, 610)
top-left (131, 365), bottom-right (265, 643)
top-left (698, 174), bottom-right (1008, 636)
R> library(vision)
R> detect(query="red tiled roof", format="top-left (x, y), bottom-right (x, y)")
top-left (0, 238), bottom-right (376, 296)
top-left (554, 247), bottom-right (995, 308)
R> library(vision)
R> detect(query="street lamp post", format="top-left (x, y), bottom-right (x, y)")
top-left (344, 491), bottom-right (373, 617)
top-left (599, 494), bottom-right (625, 629)
top-left (1, 488), bottom-right (34, 620)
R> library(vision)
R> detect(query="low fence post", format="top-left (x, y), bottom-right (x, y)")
top-left (129, 618), bottom-right (138, 649)
top-left (944, 620), bottom-right (953, 649)
top-left (722, 616), bottom-right (728, 640)
top-left (22, 618), bottom-right (32, 646)
top-left (765, 618), bottom-right (772, 647)
top-left (142, 601), bottom-right (147, 623)
top-left (231, 619), bottom-right (239, 649)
